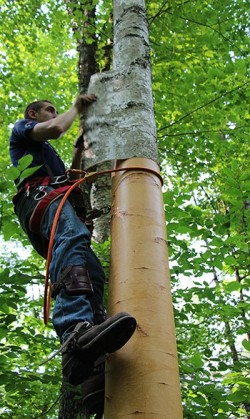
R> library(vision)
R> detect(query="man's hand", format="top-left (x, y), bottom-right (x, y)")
top-left (74, 94), bottom-right (97, 114)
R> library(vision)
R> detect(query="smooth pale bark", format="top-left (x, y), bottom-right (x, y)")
top-left (106, 158), bottom-right (183, 418)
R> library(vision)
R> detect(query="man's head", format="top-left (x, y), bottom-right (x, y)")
top-left (24, 100), bottom-right (58, 122)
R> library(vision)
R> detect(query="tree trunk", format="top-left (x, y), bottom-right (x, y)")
top-left (58, 381), bottom-right (87, 419)
top-left (85, 0), bottom-right (183, 417)
top-left (106, 158), bottom-right (183, 418)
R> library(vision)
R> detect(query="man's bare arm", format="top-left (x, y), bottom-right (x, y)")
top-left (30, 95), bottom-right (97, 142)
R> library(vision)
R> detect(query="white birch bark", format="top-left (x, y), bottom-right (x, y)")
top-left (84, 0), bottom-right (158, 169)
top-left (83, 0), bottom-right (158, 243)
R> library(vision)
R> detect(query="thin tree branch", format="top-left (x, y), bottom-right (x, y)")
top-left (165, 10), bottom-right (239, 50)
top-left (158, 80), bottom-right (250, 132)
top-left (158, 124), bottom-right (250, 139)
top-left (148, 4), bottom-right (245, 55)
top-left (148, 0), bottom-right (193, 26)
top-left (147, 0), bottom-right (170, 25)
top-left (34, 395), bottom-right (60, 418)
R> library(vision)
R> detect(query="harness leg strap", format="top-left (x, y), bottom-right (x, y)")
top-left (52, 266), bottom-right (94, 298)
top-left (89, 299), bottom-right (107, 325)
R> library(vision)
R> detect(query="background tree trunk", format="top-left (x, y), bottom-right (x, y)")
top-left (67, 0), bottom-right (112, 243)
top-left (77, 1), bottom-right (112, 243)
top-left (60, 1), bottom-right (110, 416)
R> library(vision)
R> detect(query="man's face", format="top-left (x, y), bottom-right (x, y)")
top-left (33, 102), bottom-right (58, 122)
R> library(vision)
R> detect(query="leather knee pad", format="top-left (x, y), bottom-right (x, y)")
top-left (52, 266), bottom-right (94, 298)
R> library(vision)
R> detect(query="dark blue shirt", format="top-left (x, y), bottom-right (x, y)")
top-left (9, 119), bottom-right (66, 182)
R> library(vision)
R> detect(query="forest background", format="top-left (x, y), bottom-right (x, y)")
top-left (0, 0), bottom-right (249, 418)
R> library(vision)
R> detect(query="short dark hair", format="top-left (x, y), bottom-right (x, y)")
top-left (24, 100), bottom-right (52, 119)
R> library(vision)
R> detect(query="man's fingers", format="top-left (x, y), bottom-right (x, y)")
top-left (74, 94), bottom-right (97, 113)
top-left (81, 94), bottom-right (97, 103)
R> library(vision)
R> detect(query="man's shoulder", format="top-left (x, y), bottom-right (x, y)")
top-left (12, 119), bottom-right (38, 139)
top-left (14, 118), bottom-right (37, 130)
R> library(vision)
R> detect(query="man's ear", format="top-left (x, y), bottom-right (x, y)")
top-left (27, 109), bottom-right (37, 120)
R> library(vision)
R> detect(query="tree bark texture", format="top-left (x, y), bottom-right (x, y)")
top-left (83, 0), bottom-right (158, 241)
top-left (84, 2), bottom-right (158, 169)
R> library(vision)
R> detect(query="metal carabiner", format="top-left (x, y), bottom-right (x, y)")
top-left (34, 185), bottom-right (47, 201)
top-left (51, 175), bottom-right (68, 186)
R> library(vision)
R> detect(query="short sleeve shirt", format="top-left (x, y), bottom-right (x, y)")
top-left (9, 119), bottom-right (66, 181)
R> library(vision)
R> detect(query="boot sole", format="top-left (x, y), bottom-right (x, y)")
top-left (78, 313), bottom-right (136, 355)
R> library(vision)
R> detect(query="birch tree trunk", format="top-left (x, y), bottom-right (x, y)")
top-left (85, 0), bottom-right (183, 417)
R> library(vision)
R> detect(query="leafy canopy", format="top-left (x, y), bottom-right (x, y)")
top-left (0, 0), bottom-right (249, 417)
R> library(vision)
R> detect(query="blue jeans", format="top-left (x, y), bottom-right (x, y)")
top-left (14, 186), bottom-right (106, 342)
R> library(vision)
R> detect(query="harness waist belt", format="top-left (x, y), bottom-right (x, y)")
top-left (19, 176), bottom-right (51, 191)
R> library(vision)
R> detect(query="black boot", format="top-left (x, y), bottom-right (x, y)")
top-left (62, 312), bottom-right (136, 386)
top-left (81, 356), bottom-right (105, 416)
top-left (81, 303), bottom-right (106, 415)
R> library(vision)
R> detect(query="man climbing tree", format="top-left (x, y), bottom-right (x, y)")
top-left (8, 94), bottom-right (136, 415)
top-left (1, 0), bottom-right (249, 417)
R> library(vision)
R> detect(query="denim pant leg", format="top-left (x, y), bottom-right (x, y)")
top-left (40, 194), bottom-right (95, 342)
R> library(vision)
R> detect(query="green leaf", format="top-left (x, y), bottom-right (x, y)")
top-left (225, 281), bottom-right (242, 293)
top-left (0, 374), bottom-right (11, 386)
top-left (7, 166), bottom-right (20, 181)
top-left (18, 165), bottom-right (42, 185)
top-left (4, 314), bottom-right (17, 324)
top-left (227, 391), bottom-right (248, 402)
top-left (17, 155), bottom-right (33, 171)
top-left (190, 353), bottom-right (203, 369)
top-left (242, 339), bottom-right (250, 352)
top-left (224, 256), bottom-right (237, 266)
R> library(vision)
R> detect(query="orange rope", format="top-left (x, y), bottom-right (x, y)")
top-left (44, 175), bottom-right (85, 324)
top-left (43, 166), bottom-right (163, 324)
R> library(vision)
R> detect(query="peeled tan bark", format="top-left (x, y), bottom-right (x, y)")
top-left (105, 158), bottom-right (182, 418)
